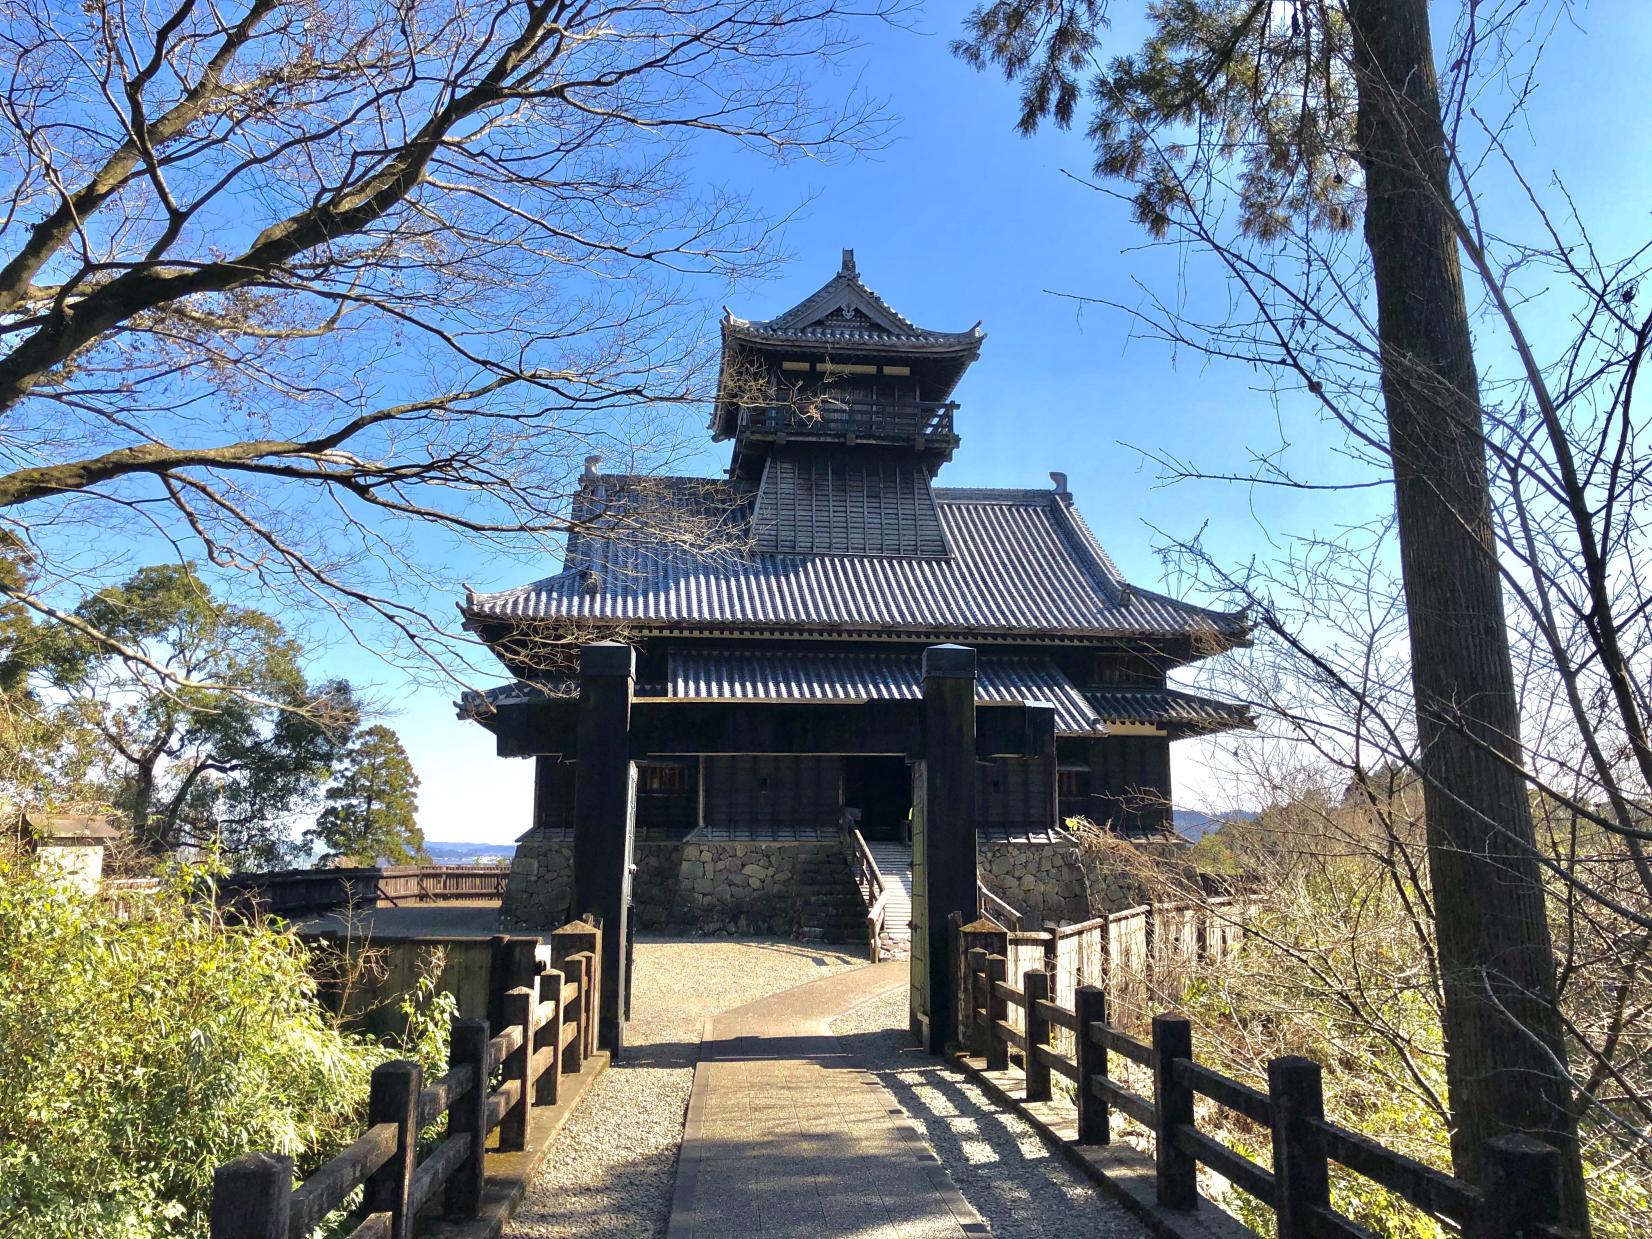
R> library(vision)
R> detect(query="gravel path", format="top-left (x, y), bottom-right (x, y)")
top-left (832, 988), bottom-right (1145, 1239)
top-left (506, 937), bottom-right (864, 1239)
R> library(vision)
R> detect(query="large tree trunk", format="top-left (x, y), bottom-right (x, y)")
top-left (1347, 1), bottom-right (1587, 1226)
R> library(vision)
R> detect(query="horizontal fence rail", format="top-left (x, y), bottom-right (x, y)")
top-left (957, 935), bottom-right (1573, 1239)
top-left (211, 918), bottom-right (600, 1239)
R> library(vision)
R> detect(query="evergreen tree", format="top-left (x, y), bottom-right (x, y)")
top-left (311, 725), bottom-right (425, 867)
top-left (957, 1), bottom-right (1587, 1223)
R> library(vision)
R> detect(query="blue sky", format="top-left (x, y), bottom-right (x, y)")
top-left (314, 3), bottom-right (1652, 844)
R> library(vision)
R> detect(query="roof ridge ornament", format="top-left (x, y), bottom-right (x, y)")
top-left (841, 247), bottom-right (856, 275)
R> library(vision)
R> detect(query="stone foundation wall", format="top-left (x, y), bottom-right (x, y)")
top-left (502, 832), bottom-right (863, 939)
top-left (977, 841), bottom-right (1091, 925)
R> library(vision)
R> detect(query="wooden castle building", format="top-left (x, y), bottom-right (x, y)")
top-left (461, 252), bottom-right (1249, 936)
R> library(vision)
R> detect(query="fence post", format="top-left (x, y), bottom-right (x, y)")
top-left (210, 1151), bottom-right (291, 1239)
top-left (1151, 1013), bottom-right (1197, 1210)
top-left (445, 1018), bottom-right (489, 1219)
top-left (365, 1060), bottom-right (422, 1239)
top-left (487, 932), bottom-right (511, 1032)
top-left (559, 958), bottom-right (586, 1075)
top-left (947, 910), bottom-right (964, 1048)
top-left (1268, 1056), bottom-right (1330, 1239)
top-left (985, 953), bottom-right (1009, 1072)
top-left (1024, 969), bottom-right (1052, 1103)
top-left (1075, 985), bottom-right (1109, 1145)
top-left (1476, 1134), bottom-right (1563, 1239)
top-left (498, 986), bottom-right (534, 1151)
top-left (965, 947), bottom-right (987, 1057)
top-left (537, 967), bottom-right (565, 1105)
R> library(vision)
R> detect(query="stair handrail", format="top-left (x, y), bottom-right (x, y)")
top-left (977, 880), bottom-right (1023, 931)
top-left (841, 814), bottom-right (890, 962)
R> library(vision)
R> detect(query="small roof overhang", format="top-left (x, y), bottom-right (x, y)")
top-left (667, 648), bottom-right (1107, 737)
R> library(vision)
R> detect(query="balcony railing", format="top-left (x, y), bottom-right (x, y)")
top-left (738, 399), bottom-right (957, 443)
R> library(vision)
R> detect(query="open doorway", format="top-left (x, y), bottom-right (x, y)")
top-left (844, 756), bottom-right (912, 842)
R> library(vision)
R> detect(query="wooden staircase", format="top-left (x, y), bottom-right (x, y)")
top-left (865, 841), bottom-right (913, 959)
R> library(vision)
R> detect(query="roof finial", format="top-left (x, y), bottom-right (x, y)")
top-left (840, 248), bottom-right (856, 276)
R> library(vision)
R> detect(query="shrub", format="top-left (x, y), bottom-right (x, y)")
top-left (0, 853), bottom-right (387, 1238)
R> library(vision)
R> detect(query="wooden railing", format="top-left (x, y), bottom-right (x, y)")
top-left (210, 919), bottom-right (601, 1239)
top-left (976, 881), bottom-right (1023, 930)
top-left (957, 940), bottom-right (1572, 1239)
top-left (739, 398), bottom-right (958, 443)
top-left (844, 825), bottom-right (889, 962)
top-left (219, 864), bottom-right (510, 921)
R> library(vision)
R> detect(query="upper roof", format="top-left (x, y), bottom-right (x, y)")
top-left (722, 249), bottom-right (983, 352)
top-left (463, 480), bottom-right (1248, 650)
top-left (716, 251), bottom-right (984, 439)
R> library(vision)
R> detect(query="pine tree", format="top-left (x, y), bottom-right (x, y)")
top-left (311, 725), bottom-right (425, 867)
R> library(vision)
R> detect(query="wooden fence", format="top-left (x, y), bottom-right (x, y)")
top-left (210, 919), bottom-right (600, 1239)
top-left (956, 931), bottom-right (1571, 1239)
top-left (219, 864), bottom-right (510, 921)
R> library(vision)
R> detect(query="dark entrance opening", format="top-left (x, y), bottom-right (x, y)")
top-left (845, 756), bottom-right (912, 841)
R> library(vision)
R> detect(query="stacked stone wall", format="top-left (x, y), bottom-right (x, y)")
top-left (503, 834), bottom-right (863, 938)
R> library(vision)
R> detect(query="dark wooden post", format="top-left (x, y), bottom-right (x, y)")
top-left (365, 1060), bottom-right (422, 1239)
top-left (1268, 1056), bottom-right (1330, 1239)
top-left (1024, 969), bottom-right (1052, 1102)
top-left (1075, 985), bottom-right (1109, 1145)
top-left (1476, 1134), bottom-right (1563, 1239)
top-left (210, 1152), bottom-right (291, 1239)
top-left (537, 968), bottom-right (564, 1105)
top-left (572, 641), bottom-right (634, 1058)
top-left (1151, 1013), bottom-right (1197, 1210)
top-left (486, 932), bottom-right (511, 1033)
top-left (445, 1019), bottom-right (489, 1219)
top-left (947, 910), bottom-right (965, 1049)
top-left (919, 644), bottom-right (978, 1053)
top-left (559, 957), bottom-right (586, 1074)
top-left (966, 947), bottom-right (988, 1057)
top-left (985, 953), bottom-right (1009, 1072)
top-left (1041, 923), bottom-right (1059, 975)
top-left (498, 987), bottom-right (533, 1151)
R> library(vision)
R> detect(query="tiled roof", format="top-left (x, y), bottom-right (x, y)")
top-left (669, 649), bottom-right (1106, 736)
top-left (464, 485), bottom-right (1247, 645)
top-left (1084, 687), bottom-right (1253, 731)
top-left (722, 251), bottom-right (982, 352)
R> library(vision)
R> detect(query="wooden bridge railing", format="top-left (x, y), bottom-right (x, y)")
top-left (211, 919), bottom-right (600, 1239)
top-left (960, 944), bottom-right (1571, 1239)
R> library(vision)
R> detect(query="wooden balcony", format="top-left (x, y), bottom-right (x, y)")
top-left (738, 399), bottom-right (958, 445)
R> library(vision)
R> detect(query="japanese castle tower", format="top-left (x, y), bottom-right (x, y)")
top-left (461, 252), bottom-right (1249, 935)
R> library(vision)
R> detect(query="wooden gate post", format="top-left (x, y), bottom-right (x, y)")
top-left (210, 1152), bottom-right (291, 1239)
top-left (1024, 969), bottom-right (1052, 1102)
top-left (498, 986), bottom-right (534, 1151)
top-left (572, 641), bottom-right (635, 1059)
top-left (1151, 1013), bottom-right (1197, 1210)
top-left (365, 1060), bottom-right (422, 1239)
top-left (1075, 985), bottom-right (1109, 1145)
top-left (445, 1019), bottom-right (489, 1219)
top-left (1268, 1055), bottom-right (1330, 1239)
top-left (537, 967), bottom-right (565, 1105)
top-left (1477, 1134), bottom-right (1563, 1239)
top-left (985, 953), bottom-right (1009, 1072)
top-left (917, 644), bottom-right (979, 1054)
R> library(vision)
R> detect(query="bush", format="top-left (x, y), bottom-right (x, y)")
top-left (0, 852), bottom-right (388, 1238)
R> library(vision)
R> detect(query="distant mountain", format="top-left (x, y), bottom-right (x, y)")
top-left (1172, 809), bottom-right (1258, 843)
top-left (424, 840), bottom-right (516, 864)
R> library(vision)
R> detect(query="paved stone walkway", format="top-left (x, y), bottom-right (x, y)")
top-left (666, 962), bottom-right (990, 1239)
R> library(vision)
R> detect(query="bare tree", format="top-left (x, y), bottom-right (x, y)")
top-left (955, 0), bottom-right (1652, 1227)
top-left (0, 0), bottom-right (891, 688)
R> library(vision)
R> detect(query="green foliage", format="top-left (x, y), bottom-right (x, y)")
top-left (954, 0), bottom-right (1360, 238)
top-left (31, 563), bottom-right (358, 864)
top-left (310, 724), bottom-right (425, 866)
top-left (0, 852), bottom-right (386, 1239)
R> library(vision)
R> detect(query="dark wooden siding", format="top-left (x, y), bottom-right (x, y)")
top-left (702, 755), bottom-right (844, 831)
top-left (533, 757), bottom-right (575, 830)
top-left (977, 752), bottom-right (1056, 834)
top-left (635, 760), bottom-right (698, 836)
top-left (1088, 735), bottom-right (1172, 834)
